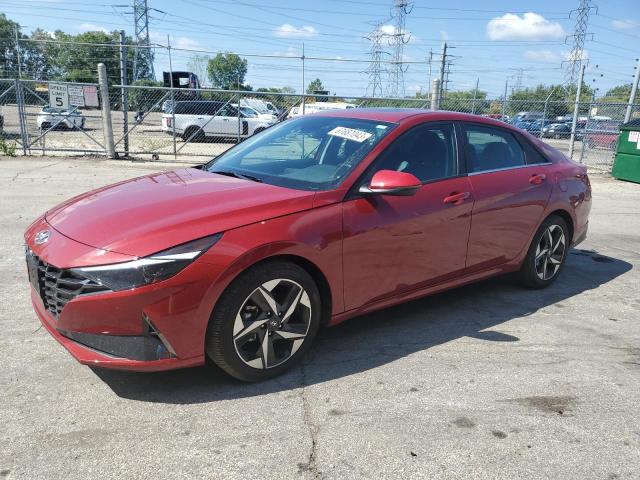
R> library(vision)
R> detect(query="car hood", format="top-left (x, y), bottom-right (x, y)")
top-left (45, 168), bottom-right (316, 257)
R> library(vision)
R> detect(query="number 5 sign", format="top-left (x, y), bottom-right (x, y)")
top-left (49, 83), bottom-right (69, 110)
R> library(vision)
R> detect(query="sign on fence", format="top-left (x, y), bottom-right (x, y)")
top-left (48, 83), bottom-right (69, 110)
top-left (47, 83), bottom-right (99, 109)
top-left (67, 85), bottom-right (85, 107)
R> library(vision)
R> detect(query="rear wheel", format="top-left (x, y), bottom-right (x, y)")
top-left (206, 260), bottom-right (321, 381)
top-left (183, 126), bottom-right (205, 143)
top-left (518, 215), bottom-right (569, 289)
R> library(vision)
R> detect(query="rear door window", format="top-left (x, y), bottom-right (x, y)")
top-left (463, 124), bottom-right (525, 173)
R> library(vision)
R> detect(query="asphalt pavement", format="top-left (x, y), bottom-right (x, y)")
top-left (0, 157), bottom-right (638, 479)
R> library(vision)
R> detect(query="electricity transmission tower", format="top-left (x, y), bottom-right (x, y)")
top-left (133, 0), bottom-right (155, 81)
top-left (564, 0), bottom-right (595, 92)
top-left (365, 20), bottom-right (389, 97)
top-left (387, 0), bottom-right (412, 97)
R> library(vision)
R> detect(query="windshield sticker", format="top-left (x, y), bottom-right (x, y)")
top-left (328, 126), bottom-right (373, 143)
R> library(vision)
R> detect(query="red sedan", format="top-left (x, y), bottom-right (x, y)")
top-left (25, 109), bottom-right (591, 381)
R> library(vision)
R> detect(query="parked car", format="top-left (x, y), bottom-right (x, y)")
top-left (241, 98), bottom-right (281, 118)
top-left (584, 121), bottom-right (620, 150)
top-left (232, 103), bottom-right (278, 122)
top-left (287, 102), bottom-right (356, 118)
top-left (542, 122), bottom-right (571, 139)
top-left (0, 110), bottom-right (4, 133)
top-left (25, 109), bottom-right (591, 381)
top-left (36, 106), bottom-right (85, 130)
top-left (161, 100), bottom-right (276, 142)
top-left (513, 111), bottom-right (545, 123)
top-left (521, 119), bottom-right (546, 136)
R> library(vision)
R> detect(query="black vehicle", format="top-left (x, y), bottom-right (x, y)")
top-left (163, 71), bottom-right (201, 100)
top-left (542, 122), bottom-right (572, 139)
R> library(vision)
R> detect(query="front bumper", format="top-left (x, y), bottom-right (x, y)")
top-left (32, 290), bottom-right (205, 371)
top-left (24, 218), bottom-right (225, 372)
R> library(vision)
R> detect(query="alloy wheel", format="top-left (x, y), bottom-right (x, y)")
top-left (534, 224), bottom-right (566, 281)
top-left (233, 278), bottom-right (312, 369)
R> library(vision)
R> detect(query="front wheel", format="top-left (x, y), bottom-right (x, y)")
top-left (518, 215), bottom-right (569, 289)
top-left (206, 260), bottom-right (322, 381)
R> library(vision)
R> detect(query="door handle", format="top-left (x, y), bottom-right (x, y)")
top-left (529, 173), bottom-right (546, 185)
top-left (443, 191), bottom-right (471, 205)
top-left (223, 118), bottom-right (229, 122)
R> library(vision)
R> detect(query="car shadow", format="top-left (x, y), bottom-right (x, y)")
top-left (93, 248), bottom-right (632, 404)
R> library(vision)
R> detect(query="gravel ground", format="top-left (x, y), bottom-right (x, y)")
top-left (0, 156), bottom-right (638, 479)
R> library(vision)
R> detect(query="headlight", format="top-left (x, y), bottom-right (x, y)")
top-left (72, 233), bottom-right (222, 291)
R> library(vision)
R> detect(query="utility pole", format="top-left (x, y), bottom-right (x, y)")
top-left (471, 77), bottom-right (479, 114)
top-left (565, 0), bottom-right (595, 94)
top-left (624, 57), bottom-right (640, 123)
top-left (438, 42), bottom-right (447, 102)
top-left (569, 64), bottom-right (586, 160)
top-left (119, 30), bottom-right (129, 157)
top-left (133, 0), bottom-right (155, 80)
top-left (427, 49), bottom-right (433, 97)
top-left (387, 0), bottom-right (412, 97)
top-left (365, 20), bottom-right (388, 97)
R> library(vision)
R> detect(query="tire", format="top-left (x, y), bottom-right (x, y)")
top-left (253, 127), bottom-right (265, 135)
top-left (206, 260), bottom-right (322, 382)
top-left (518, 215), bottom-right (570, 289)
top-left (40, 122), bottom-right (51, 131)
top-left (183, 126), bottom-right (205, 143)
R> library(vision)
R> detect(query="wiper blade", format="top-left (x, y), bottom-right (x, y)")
top-left (211, 170), bottom-right (263, 183)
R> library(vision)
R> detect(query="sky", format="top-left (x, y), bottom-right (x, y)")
top-left (3, 0), bottom-right (640, 98)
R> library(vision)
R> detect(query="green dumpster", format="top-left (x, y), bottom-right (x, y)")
top-left (612, 119), bottom-right (640, 183)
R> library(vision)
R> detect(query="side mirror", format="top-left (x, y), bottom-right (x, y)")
top-left (359, 169), bottom-right (421, 196)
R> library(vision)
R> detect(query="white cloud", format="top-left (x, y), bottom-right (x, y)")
top-left (77, 23), bottom-right (109, 34)
top-left (379, 24), bottom-right (418, 43)
top-left (150, 31), bottom-right (199, 50)
top-left (524, 49), bottom-right (589, 63)
top-left (524, 49), bottom-right (563, 63)
top-left (272, 47), bottom-right (299, 58)
top-left (274, 24), bottom-right (318, 38)
top-left (611, 19), bottom-right (639, 30)
top-left (486, 13), bottom-right (565, 41)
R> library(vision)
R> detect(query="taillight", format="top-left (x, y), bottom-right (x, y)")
top-left (165, 117), bottom-right (172, 128)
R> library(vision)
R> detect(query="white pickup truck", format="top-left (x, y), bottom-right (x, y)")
top-left (162, 101), bottom-right (275, 142)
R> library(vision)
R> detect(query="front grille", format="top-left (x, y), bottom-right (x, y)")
top-left (27, 251), bottom-right (111, 319)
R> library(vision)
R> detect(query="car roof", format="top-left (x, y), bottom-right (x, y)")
top-left (313, 107), bottom-right (517, 129)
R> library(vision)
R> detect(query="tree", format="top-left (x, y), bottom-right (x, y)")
top-left (207, 53), bottom-right (248, 89)
top-left (601, 84), bottom-right (635, 103)
top-left (306, 78), bottom-right (324, 94)
top-left (0, 14), bottom-right (21, 78)
top-left (128, 78), bottom-right (163, 112)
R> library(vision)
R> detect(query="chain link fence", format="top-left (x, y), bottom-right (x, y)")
top-left (2, 78), bottom-right (639, 175)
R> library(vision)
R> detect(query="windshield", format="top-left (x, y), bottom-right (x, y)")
top-left (205, 116), bottom-right (395, 191)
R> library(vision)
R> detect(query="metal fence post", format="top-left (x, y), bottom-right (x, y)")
top-left (14, 79), bottom-right (28, 155)
top-left (624, 58), bottom-right (640, 124)
top-left (569, 64), bottom-right (586, 160)
top-left (431, 78), bottom-right (441, 110)
top-left (237, 90), bottom-right (242, 143)
top-left (98, 63), bottom-right (116, 158)
top-left (119, 30), bottom-right (129, 157)
top-left (168, 35), bottom-right (177, 159)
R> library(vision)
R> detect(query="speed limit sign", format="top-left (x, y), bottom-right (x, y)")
top-left (49, 83), bottom-right (69, 110)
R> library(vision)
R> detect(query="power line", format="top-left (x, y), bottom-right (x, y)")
top-left (564, 0), bottom-right (595, 91)
top-left (365, 20), bottom-right (389, 97)
top-left (387, 0), bottom-right (412, 97)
